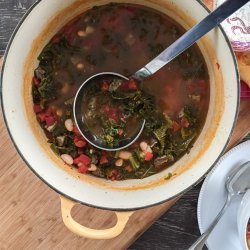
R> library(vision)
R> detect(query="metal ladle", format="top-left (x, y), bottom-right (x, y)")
top-left (189, 161), bottom-right (250, 250)
top-left (74, 0), bottom-right (248, 151)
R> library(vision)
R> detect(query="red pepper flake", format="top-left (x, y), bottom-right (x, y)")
top-left (128, 79), bottom-right (138, 90)
top-left (100, 155), bottom-right (109, 165)
top-left (172, 121), bottom-right (180, 132)
top-left (101, 81), bottom-right (109, 92)
top-left (78, 164), bottom-right (88, 174)
top-left (33, 76), bottom-right (41, 87)
top-left (33, 104), bottom-right (43, 114)
top-left (216, 62), bottom-right (220, 70)
top-left (180, 117), bottom-right (190, 128)
top-left (144, 152), bottom-right (153, 161)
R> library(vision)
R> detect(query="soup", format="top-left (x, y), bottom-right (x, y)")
top-left (32, 3), bottom-right (210, 180)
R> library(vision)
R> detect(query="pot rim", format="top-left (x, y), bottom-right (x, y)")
top-left (0, 0), bottom-right (240, 211)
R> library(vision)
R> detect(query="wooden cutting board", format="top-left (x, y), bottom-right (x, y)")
top-left (0, 99), bottom-right (249, 250)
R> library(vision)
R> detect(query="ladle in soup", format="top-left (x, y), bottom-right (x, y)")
top-left (74, 0), bottom-right (248, 151)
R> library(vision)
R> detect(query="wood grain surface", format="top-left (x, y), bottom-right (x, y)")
top-left (1, 0), bottom-right (250, 249)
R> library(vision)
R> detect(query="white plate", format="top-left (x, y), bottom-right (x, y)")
top-left (198, 140), bottom-right (250, 250)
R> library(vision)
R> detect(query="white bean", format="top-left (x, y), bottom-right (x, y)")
top-left (140, 141), bottom-right (148, 152)
top-left (78, 30), bottom-right (86, 37)
top-left (85, 26), bottom-right (95, 35)
top-left (65, 119), bottom-right (73, 131)
top-left (77, 63), bottom-right (84, 70)
top-left (56, 109), bottom-right (63, 117)
top-left (115, 159), bottom-right (124, 167)
top-left (61, 154), bottom-right (73, 165)
top-left (61, 83), bottom-right (70, 94)
top-left (88, 164), bottom-right (97, 171)
top-left (119, 151), bottom-right (132, 160)
top-left (140, 141), bottom-right (152, 153)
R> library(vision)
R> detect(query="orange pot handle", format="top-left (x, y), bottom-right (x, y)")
top-left (60, 196), bottom-right (134, 239)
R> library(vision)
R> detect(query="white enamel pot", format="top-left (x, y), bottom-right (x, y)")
top-left (0, 0), bottom-right (239, 239)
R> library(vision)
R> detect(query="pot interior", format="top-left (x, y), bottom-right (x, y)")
top-left (1, 0), bottom-right (239, 210)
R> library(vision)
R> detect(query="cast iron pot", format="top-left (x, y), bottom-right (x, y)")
top-left (0, 0), bottom-right (239, 239)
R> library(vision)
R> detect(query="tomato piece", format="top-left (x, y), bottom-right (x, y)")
top-left (78, 154), bottom-right (91, 165)
top-left (101, 81), bottom-right (109, 92)
top-left (38, 112), bottom-right (46, 122)
top-left (74, 137), bottom-right (86, 148)
top-left (33, 104), bottom-right (43, 114)
top-left (33, 76), bottom-right (41, 87)
top-left (100, 155), bottom-right (108, 165)
top-left (128, 79), bottom-right (138, 90)
top-left (144, 152), bottom-right (153, 161)
top-left (78, 164), bottom-right (88, 174)
top-left (45, 116), bottom-right (56, 126)
top-left (72, 126), bottom-right (81, 135)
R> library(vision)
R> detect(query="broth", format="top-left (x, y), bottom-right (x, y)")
top-left (32, 3), bottom-right (210, 180)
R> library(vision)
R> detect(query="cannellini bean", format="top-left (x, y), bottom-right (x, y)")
top-left (140, 141), bottom-right (148, 152)
top-left (77, 63), bottom-right (84, 70)
top-left (115, 159), bottom-right (124, 167)
top-left (65, 119), bottom-right (74, 131)
top-left (61, 83), bottom-right (70, 94)
top-left (85, 26), bottom-right (95, 35)
top-left (77, 30), bottom-right (86, 37)
top-left (119, 151), bottom-right (132, 160)
top-left (140, 141), bottom-right (152, 153)
top-left (61, 154), bottom-right (73, 165)
top-left (88, 164), bottom-right (97, 171)
top-left (56, 109), bottom-right (63, 117)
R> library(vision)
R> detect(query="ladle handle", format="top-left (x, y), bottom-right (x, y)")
top-left (188, 193), bottom-right (232, 250)
top-left (132, 0), bottom-right (249, 81)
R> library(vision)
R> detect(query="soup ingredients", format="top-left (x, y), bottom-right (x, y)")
top-left (82, 77), bottom-right (144, 148)
top-left (32, 3), bottom-right (210, 180)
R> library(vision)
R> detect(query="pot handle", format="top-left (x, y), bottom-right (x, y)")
top-left (60, 196), bottom-right (134, 239)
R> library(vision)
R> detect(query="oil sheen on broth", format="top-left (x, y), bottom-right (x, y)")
top-left (32, 3), bottom-right (210, 180)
